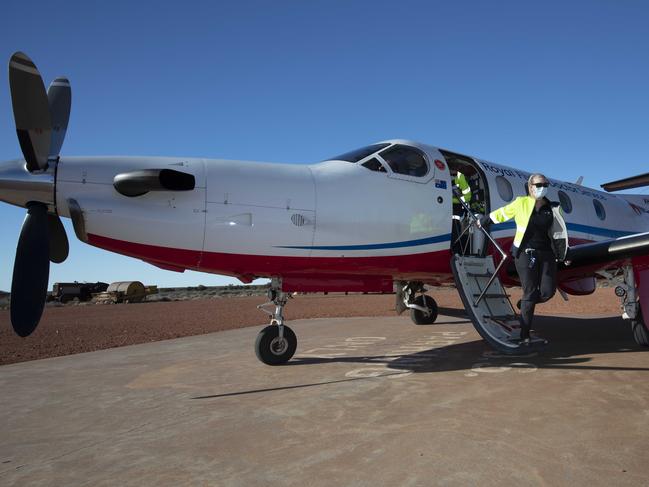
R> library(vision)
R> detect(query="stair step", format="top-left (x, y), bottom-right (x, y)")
top-left (485, 315), bottom-right (518, 322)
top-left (483, 318), bottom-right (520, 332)
top-left (508, 336), bottom-right (548, 346)
top-left (466, 272), bottom-right (493, 278)
top-left (472, 293), bottom-right (510, 299)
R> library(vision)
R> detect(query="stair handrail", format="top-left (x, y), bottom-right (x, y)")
top-left (452, 189), bottom-right (508, 306)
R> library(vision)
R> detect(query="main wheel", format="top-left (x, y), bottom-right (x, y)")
top-left (632, 312), bottom-right (649, 347)
top-left (255, 325), bottom-right (297, 365)
top-left (410, 295), bottom-right (438, 325)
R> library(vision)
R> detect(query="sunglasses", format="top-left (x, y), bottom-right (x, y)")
top-left (532, 182), bottom-right (549, 188)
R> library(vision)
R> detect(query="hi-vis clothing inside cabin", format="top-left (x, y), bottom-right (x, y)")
top-left (452, 172), bottom-right (471, 204)
top-left (488, 195), bottom-right (568, 261)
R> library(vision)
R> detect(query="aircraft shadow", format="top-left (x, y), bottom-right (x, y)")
top-left (288, 314), bottom-right (649, 374)
top-left (437, 306), bottom-right (469, 319)
top-left (192, 315), bottom-right (649, 400)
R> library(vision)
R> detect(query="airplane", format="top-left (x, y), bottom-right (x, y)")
top-left (3, 52), bottom-right (649, 364)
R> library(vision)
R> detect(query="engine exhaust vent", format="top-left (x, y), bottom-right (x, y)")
top-left (113, 168), bottom-right (195, 197)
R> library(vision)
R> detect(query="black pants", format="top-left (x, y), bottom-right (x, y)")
top-left (514, 249), bottom-right (557, 338)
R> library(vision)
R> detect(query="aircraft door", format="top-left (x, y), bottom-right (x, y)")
top-left (376, 144), bottom-right (451, 252)
top-left (426, 148), bottom-right (453, 246)
top-left (439, 150), bottom-right (490, 256)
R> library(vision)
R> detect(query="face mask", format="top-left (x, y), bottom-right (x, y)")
top-left (532, 186), bottom-right (548, 199)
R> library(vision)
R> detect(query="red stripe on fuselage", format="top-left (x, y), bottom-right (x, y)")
top-left (86, 233), bottom-right (603, 292)
top-left (87, 233), bottom-right (454, 284)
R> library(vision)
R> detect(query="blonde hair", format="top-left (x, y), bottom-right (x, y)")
top-left (528, 173), bottom-right (548, 185)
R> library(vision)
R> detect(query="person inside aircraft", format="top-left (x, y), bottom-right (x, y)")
top-left (450, 168), bottom-right (473, 253)
top-left (452, 169), bottom-right (472, 207)
top-left (478, 173), bottom-right (568, 344)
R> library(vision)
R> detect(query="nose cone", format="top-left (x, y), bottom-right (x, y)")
top-left (0, 159), bottom-right (54, 209)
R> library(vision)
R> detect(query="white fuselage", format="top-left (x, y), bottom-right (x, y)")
top-left (49, 140), bottom-right (649, 290)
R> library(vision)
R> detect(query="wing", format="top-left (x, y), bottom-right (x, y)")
top-left (567, 232), bottom-right (649, 266)
top-left (601, 172), bottom-right (649, 192)
top-left (560, 232), bottom-right (649, 279)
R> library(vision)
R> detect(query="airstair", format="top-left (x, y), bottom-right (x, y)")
top-left (451, 195), bottom-right (547, 354)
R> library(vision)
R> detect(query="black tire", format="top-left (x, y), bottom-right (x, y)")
top-left (255, 325), bottom-right (297, 365)
top-left (410, 295), bottom-right (438, 325)
top-left (632, 312), bottom-right (649, 347)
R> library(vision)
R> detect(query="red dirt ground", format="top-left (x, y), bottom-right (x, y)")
top-left (0, 288), bottom-right (621, 365)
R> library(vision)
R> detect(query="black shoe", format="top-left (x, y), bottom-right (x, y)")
top-left (530, 334), bottom-right (548, 346)
top-left (520, 332), bottom-right (548, 347)
top-left (509, 336), bottom-right (531, 346)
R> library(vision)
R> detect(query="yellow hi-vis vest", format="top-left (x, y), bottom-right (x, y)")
top-left (452, 172), bottom-right (471, 204)
top-left (488, 195), bottom-right (569, 260)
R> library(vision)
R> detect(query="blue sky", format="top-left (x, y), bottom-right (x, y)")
top-left (1, 0), bottom-right (648, 291)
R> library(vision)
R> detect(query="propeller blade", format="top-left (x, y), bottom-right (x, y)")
top-left (47, 77), bottom-right (71, 159)
top-left (10, 203), bottom-right (50, 337)
top-left (8, 52), bottom-right (51, 172)
top-left (48, 213), bottom-right (69, 263)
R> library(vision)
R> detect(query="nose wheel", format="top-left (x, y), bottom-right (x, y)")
top-left (255, 325), bottom-right (297, 365)
top-left (410, 294), bottom-right (439, 325)
top-left (396, 281), bottom-right (439, 325)
top-left (255, 278), bottom-right (297, 365)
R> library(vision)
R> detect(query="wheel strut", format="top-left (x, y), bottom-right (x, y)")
top-left (597, 266), bottom-right (649, 347)
top-left (255, 278), bottom-right (297, 365)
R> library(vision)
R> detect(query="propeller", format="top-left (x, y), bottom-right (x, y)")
top-left (47, 77), bottom-right (71, 161)
top-left (48, 212), bottom-right (69, 264)
top-left (46, 76), bottom-right (71, 263)
top-left (8, 52), bottom-right (51, 172)
top-left (10, 203), bottom-right (50, 337)
top-left (6, 52), bottom-right (71, 336)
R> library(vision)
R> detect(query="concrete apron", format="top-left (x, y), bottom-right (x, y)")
top-left (1, 313), bottom-right (648, 486)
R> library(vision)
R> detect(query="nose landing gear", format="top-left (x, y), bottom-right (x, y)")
top-left (255, 278), bottom-right (297, 365)
top-left (395, 281), bottom-right (439, 325)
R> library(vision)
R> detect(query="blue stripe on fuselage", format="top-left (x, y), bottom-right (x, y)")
top-left (276, 233), bottom-right (452, 251)
top-left (275, 222), bottom-right (636, 251)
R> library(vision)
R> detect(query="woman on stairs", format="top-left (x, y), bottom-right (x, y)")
top-left (478, 173), bottom-right (569, 344)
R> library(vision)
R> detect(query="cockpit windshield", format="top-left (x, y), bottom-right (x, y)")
top-left (327, 143), bottom-right (390, 163)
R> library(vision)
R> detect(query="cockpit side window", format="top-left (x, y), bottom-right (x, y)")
top-left (327, 143), bottom-right (391, 163)
top-left (361, 157), bottom-right (387, 173)
top-left (379, 145), bottom-right (428, 177)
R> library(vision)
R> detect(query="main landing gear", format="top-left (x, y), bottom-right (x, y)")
top-left (395, 281), bottom-right (439, 325)
top-left (598, 266), bottom-right (649, 347)
top-left (255, 278), bottom-right (297, 365)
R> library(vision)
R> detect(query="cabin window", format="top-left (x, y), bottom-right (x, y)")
top-left (328, 143), bottom-right (391, 163)
top-left (593, 199), bottom-right (606, 220)
top-left (558, 190), bottom-right (573, 214)
top-left (361, 157), bottom-right (387, 173)
top-left (495, 176), bottom-right (513, 202)
top-left (379, 145), bottom-right (428, 177)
